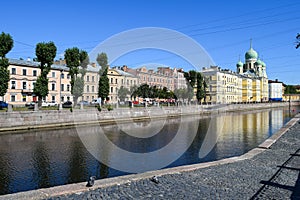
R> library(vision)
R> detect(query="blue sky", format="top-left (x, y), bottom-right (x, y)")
top-left (1, 0), bottom-right (300, 84)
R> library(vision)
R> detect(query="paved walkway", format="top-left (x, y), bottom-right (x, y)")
top-left (2, 115), bottom-right (300, 200)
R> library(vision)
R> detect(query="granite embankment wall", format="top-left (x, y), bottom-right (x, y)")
top-left (0, 102), bottom-right (297, 131)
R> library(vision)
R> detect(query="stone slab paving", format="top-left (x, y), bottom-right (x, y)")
top-left (1, 115), bottom-right (299, 200)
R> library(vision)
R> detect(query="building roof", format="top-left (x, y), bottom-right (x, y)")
top-left (9, 58), bottom-right (69, 71)
top-left (113, 69), bottom-right (136, 77)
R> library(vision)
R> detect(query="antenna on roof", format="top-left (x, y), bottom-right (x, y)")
top-left (250, 38), bottom-right (252, 49)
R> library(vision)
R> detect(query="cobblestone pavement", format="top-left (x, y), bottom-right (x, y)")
top-left (45, 121), bottom-right (300, 200)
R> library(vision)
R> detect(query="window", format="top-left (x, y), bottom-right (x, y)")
top-left (11, 95), bottom-right (15, 102)
top-left (87, 85), bottom-right (89, 92)
top-left (23, 69), bottom-right (27, 75)
top-left (115, 79), bottom-right (118, 84)
top-left (33, 82), bottom-right (36, 89)
top-left (67, 96), bottom-right (70, 101)
top-left (52, 83), bottom-right (55, 91)
top-left (92, 76), bottom-right (94, 82)
top-left (87, 76), bottom-right (90, 82)
top-left (11, 68), bottom-right (16, 75)
top-left (111, 87), bottom-right (113, 93)
top-left (22, 95), bottom-right (26, 102)
top-left (11, 81), bottom-right (16, 89)
top-left (86, 96), bottom-right (89, 101)
top-left (92, 86), bottom-right (94, 92)
top-left (61, 73), bottom-right (64, 79)
top-left (91, 96), bottom-right (94, 100)
top-left (61, 84), bottom-right (64, 91)
top-left (111, 78), bottom-right (113, 84)
top-left (67, 74), bottom-right (71, 79)
top-left (23, 82), bottom-right (27, 89)
top-left (67, 84), bottom-right (70, 91)
top-left (61, 97), bottom-right (64, 102)
top-left (52, 96), bottom-right (55, 102)
top-left (33, 70), bottom-right (37, 76)
top-left (52, 72), bottom-right (56, 78)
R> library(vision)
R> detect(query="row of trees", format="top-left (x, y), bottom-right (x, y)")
top-left (118, 70), bottom-right (208, 103)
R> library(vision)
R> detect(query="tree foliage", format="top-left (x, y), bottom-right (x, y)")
top-left (183, 70), bottom-right (208, 103)
top-left (33, 41), bottom-right (57, 106)
top-left (118, 86), bottom-right (130, 102)
top-left (97, 52), bottom-right (108, 74)
top-left (132, 84), bottom-right (175, 99)
top-left (0, 32), bottom-right (14, 58)
top-left (285, 85), bottom-right (298, 94)
top-left (65, 47), bottom-right (89, 105)
top-left (184, 70), bottom-right (197, 101)
top-left (97, 53), bottom-right (110, 102)
top-left (0, 32), bottom-right (13, 97)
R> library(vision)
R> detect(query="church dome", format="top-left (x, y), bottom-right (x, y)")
top-left (255, 59), bottom-right (263, 66)
top-left (245, 48), bottom-right (258, 60)
top-left (236, 60), bottom-right (243, 67)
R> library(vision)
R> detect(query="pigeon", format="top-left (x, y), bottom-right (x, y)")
top-left (150, 176), bottom-right (159, 184)
top-left (86, 176), bottom-right (96, 187)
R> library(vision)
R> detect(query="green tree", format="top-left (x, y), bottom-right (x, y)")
top-left (285, 85), bottom-right (297, 94)
top-left (196, 72), bottom-right (207, 103)
top-left (0, 32), bottom-right (13, 99)
top-left (296, 33), bottom-right (300, 49)
top-left (33, 42), bottom-right (57, 106)
top-left (174, 88), bottom-right (189, 102)
top-left (130, 85), bottom-right (138, 100)
top-left (118, 86), bottom-right (130, 102)
top-left (97, 53), bottom-right (109, 103)
top-left (65, 47), bottom-right (89, 106)
top-left (184, 70), bottom-right (197, 102)
top-left (97, 52), bottom-right (108, 74)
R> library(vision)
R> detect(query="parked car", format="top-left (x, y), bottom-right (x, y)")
top-left (42, 101), bottom-right (57, 107)
top-left (0, 101), bottom-right (8, 109)
top-left (62, 101), bottom-right (72, 108)
top-left (25, 101), bottom-right (36, 107)
top-left (77, 100), bottom-right (90, 106)
top-left (91, 98), bottom-right (101, 106)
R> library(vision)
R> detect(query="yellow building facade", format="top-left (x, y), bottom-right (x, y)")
top-left (203, 45), bottom-right (268, 104)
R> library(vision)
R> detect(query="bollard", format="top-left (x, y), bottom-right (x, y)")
top-left (7, 104), bottom-right (13, 112)
top-left (34, 103), bottom-right (39, 111)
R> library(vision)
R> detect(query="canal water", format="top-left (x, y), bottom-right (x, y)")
top-left (0, 106), bottom-right (299, 195)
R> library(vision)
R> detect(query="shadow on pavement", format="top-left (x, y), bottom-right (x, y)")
top-left (250, 148), bottom-right (300, 200)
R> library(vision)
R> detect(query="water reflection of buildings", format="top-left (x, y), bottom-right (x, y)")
top-left (212, 109), bottom-right (283, 159)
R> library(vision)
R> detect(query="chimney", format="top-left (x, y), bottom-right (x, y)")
top-left (122, 65), bottom-right (128, 72)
